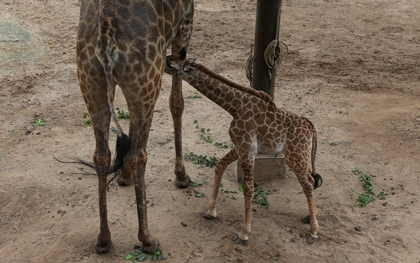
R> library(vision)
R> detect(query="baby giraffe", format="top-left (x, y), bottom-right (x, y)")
top-left (165, 49), bottom-right (323, 244)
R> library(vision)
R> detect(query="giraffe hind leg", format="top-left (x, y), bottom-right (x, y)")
top-left (301, 172), bottom-right (323, 225)
top-left (299, 173), bottom-right (319, 243)
top-left (288, 156), bottom-right (319, 243)
top-left (235, 156), bottom-right (255, 243)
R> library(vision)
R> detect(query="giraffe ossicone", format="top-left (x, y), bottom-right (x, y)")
top-left (165, 50), bottom-right (323, 243)
top-left (74, 0), bottom-right (194, 254)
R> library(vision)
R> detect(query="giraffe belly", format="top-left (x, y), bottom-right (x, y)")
top-left (257, 141), bottom-right (285, 155)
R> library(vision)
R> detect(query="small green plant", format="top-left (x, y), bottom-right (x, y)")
top-left (116, 107), bottom-right (130, 120)
top-left (34, 118), bottom-right (45, 127)
top-left (352, 167), bottom-right (388, 207)
top-left (111, 126), bottom-right (118, 134)
top-left (190, 180), bottom-right (204, 187)
top-left (214, 142), bottom-right (229, 149)
top-left (193, 119), bottom-right (199, 128)
top-left (252, 184), bottom-right (272, 209)
top-left (239, 184), bottom-right (272, 209)
top-left (195, 192), bottom-right (205, 198)
top-left (125, 246), bottom-right (167, 262)
top-left (186, 91), bottom-right (202, 99)
top-left (183, 152), bottom-right (218, 167)
top-left (83, 113), bottom-right (92, 125)
top-left (220, 188), bottom-right (238, 194)
top-left (356, 193), bottom-right (376, 207)
top-left (199, 131), bottom-right (213, 143)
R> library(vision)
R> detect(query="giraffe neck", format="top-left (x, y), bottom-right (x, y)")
top-left (182, 62), bottom-right (275, 116)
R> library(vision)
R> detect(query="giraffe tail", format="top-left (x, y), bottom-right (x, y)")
top-left (98, 2), bottom-right (130, 183)
top-left (56, 1), bottom-right (129, 184)
top-left (309, 120), bottom-right (323, 189)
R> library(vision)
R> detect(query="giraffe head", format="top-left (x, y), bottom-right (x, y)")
top-left (165, 48), bottom-right (196, 77)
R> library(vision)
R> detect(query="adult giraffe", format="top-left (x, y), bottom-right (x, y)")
top-left (76, 0), bottom-right (193, 253)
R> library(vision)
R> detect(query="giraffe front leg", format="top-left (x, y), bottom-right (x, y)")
top-left (204, 148), bottom-right (238, 219)
top-left (234, 159), bottom-right (255, 244)
top-left (170, 74), bottom-right (191, 188)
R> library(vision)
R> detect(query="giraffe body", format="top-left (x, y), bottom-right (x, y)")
top-left (165, 52), bottom-right (323, 243)
top-left (76, 0), bottom-right (193, 253)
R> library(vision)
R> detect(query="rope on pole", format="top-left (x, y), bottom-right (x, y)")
top-left (245, 45), bottom-right (254, 86)
top-left (246, 1), bottom-right (288, 85)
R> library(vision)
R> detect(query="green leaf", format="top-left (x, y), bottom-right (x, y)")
top-left (190, 181), bottom-right (203, 187)
top-left (125, 253), bottom-right (133, 260)
top-left (34, 118), bottom-right (45, 127)
top-left (137, 253), bottom-right (148, 261)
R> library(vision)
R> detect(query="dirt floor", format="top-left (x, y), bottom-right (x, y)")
top-left (1, 0), bottom-right (420, 262)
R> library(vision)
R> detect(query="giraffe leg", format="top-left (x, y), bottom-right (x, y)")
top-left (77, 54), bottom-right (114, 253)
top-left (300, 173), bottom-right (315, 224)
top-left (169, 74), bottom-right (191, 188)
top-left (92, 125), bottom-right (113, 253)
top-left (126, 121), bottom-right (159, 253)
top-left (204, 147), bottom-right (238, 219)
top-left (235, 157), bottom-right (255, 244)
top-left (297, 172), bottom-right (319, 243)
top-left (117, 158), bottom-right (133, 186)
top-left (170, 15), bottom-right (193, 188)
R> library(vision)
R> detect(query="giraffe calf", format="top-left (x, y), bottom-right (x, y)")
top-left (165, 49), bottom-right (323, 244)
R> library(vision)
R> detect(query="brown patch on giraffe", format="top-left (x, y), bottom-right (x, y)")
top-left (133, 48), bottom-right (147, 62)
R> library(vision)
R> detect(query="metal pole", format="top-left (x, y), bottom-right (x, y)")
top-left (252, 0), bottom-right (282, 98)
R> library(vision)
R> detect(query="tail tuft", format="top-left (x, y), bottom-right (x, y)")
top-left (106, 132), bottom-right (130, 184)
top-left (311, 173), bottom-right (323, 189)
top-left (113, 132), bottom-right (130, 170)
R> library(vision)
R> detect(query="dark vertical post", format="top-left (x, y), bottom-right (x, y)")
top-left (252, 0), bottom-right (282, 98)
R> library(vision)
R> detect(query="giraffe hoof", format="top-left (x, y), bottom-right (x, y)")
top-left (117, 177), bottom-right (132, 186)
top-left (301, 215), bottom-right (311, 224)
top-left (306, 233), bottom-right (318, 244)
top-left (233, 235), bottom-right (248, 244)
top-left (141, 238), bottom-right (159, 254)
top-left (95, 241), bottom-right (111, 254)
top-left (175, 175), bottom-right (191, 188)
top-left (203, 212), bottom-right (216, 220)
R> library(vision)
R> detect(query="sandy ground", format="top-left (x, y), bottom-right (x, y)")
top-left (1, 0), bottom-right (420, 262)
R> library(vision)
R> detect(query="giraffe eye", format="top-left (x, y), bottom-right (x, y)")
top-left (166, 61), bottom-right (176, 70)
